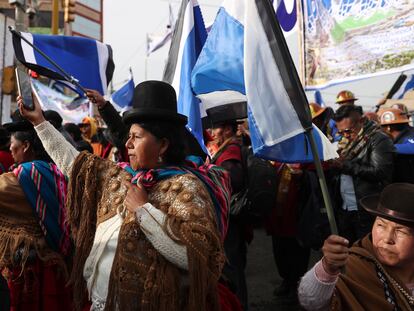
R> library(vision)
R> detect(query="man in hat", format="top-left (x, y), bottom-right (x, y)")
top-left (333, 105), bottom-right (394, 245)
top-left (379, 108), bottom-right (414, 183)
top-left (335, 90), bottom-right (358, 106)
top-left (298, 183), bottom-right (414, 310)
top-left (207, 103), bottom-right (248, 310)
top-left (326, 91), bottom-right (359, 143)
top-left (379, 107), bottom-right (414, 151)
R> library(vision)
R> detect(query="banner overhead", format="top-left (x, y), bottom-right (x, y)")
top-left (304, 1), bottom-right (414, 89)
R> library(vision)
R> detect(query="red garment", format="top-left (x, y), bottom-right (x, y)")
top-left (218, 282), bottom-right (243, 311)
top-left (0, 151), bottom-right (13, 174)
top-left (214, 144), bottom-right (242, 166)
top-left (265, 163), bottom-right (303, 237)
top-left (7, 259), bottom-right (73, 311)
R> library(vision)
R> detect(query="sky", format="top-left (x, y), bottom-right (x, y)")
top-left (103, 0), bottom-right (222, 87)
top-left (102, 0), bottom-right (401, 111)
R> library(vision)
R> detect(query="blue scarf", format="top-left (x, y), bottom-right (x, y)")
top-left (13, 161), bottom-right (71, 256)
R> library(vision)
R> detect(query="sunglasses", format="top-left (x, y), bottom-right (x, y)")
top-left (337, 128), bottom-right (355, 136)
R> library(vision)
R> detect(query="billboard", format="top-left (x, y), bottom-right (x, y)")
top-left (303, 0), bottom-right (414, 89)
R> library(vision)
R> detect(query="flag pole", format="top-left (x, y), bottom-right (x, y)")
top-left (305, 129), bottom-right (338, 235)
top-left (8, 27), bottom-right (88, 96)
top-left (259, 0), bottom-right (339, 235)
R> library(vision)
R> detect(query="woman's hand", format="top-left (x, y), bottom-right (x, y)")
top-left (17, 94), bottom-right (45, 126)
top-left (123, 181), bottom-right (149, 213)
top-left (321, 235), bottom-right (349, 275)
top-left (86, 89), bottom-right (106, 109)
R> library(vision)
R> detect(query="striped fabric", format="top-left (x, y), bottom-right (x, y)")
top-left (118, 156), bottom-right (231, 239)
top-left (13, 161), bottom-right (71, 256)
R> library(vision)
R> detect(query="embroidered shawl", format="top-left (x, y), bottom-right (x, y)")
top-left (0, 163), bottom-right (69, 273)
top-left (66, 152), bottom-right (228, 311)
top-left (117, 155), bottom-right (231, 239)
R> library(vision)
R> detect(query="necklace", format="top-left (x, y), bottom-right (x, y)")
top-left (388, 276), bottom-right (414, 306)
top-left (374, 261), bottom-right (414, 307)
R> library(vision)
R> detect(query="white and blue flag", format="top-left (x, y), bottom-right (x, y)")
top-left (111, 77), bottom-right (135, 112)
top-left (163, 0), bottom-right (208, 153)
top-left (12, 32), bottom-right (114, 95)
top-left (191, 0), bottom-right (337, 163)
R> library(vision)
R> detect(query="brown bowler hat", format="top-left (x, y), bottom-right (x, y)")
top-left (360, 183), bottom-right (414, 227)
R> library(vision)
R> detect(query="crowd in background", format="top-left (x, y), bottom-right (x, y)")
top-left (0, 83), bottom-right (413, 311)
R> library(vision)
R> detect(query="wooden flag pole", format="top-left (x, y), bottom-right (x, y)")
top-left (305, 129), bottom-right (338, 235)
top-left (258, 0), bottom-right (339, 235)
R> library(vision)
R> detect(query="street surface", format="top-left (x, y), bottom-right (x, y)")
top-left (246, 229), bottom-right (321, 311)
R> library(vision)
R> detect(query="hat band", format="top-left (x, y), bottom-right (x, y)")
top-left (377, 204), bottom-right (414, 223)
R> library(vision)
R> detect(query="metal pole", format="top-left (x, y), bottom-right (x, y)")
top-left (305, 128), bottom-right (338, 235)
top-left (51, 0), bottom-right (59, 35)
top-left (145, 56), bottom-right (148, 80)
top-left (14, 1), bottom-right (26, 32)
top-left (13, 2), bottom-right (27, 121)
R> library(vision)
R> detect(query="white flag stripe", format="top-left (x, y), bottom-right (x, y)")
top-left (21, 33), bottom-right (36, 64)
top-left (147, 31), bottom-right (172, 55)
top-left (198, 90), bottom-right (247, 117)
top-left (244, 0), bottom-right (304, 145)
top-left (313, 125), bottom-right (338, 160)
top-left (171, 1), bottom-right (195, 93)
top-left (222, 0), bottom-right (246, 26)
top-left (96, 41), bottom-right (109, 95)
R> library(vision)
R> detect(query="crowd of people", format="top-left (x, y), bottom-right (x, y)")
top-left (0, 82), bottom-right (413, 311)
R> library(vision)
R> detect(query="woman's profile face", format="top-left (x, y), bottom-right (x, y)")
top-left (372, 217), bottom-right (414, 269)
top-left (125, 124), bottom-right (166, 170)
top-left (10, 135), bottom-right (27, 164)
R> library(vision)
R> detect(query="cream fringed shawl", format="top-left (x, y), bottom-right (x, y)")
top-left (66, 152), bottom-right (225, 311)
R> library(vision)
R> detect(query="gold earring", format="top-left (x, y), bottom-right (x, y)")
top-left (157, 155), bottom-right (163, 163)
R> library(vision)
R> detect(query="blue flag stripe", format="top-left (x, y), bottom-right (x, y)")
top-left (164, 0), bottom-right (208, 154)
top-left (112, 78), bottom-right (134, 108)
top-left (191, 0), bottom-right (338, 162)
top-left (12, 32), bottom-right (114, 95)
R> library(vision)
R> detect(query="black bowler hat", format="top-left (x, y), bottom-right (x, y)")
top-left (3, 110), bottom-right (33, 133)
top-left (122, 80), bottom-right (187, 125)
top-left (0, 127), bottom-right (10, 145)
top-left (360, 183), bottom-right (414, 227)
top-left (206, 101), bottom-right (247, 127)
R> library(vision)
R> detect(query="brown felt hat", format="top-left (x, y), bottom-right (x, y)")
top-left (360, 183), bottom-right (414, 227)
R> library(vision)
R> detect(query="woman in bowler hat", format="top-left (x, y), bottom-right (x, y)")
top-left (299, 183), bottom-right (414, 310)
top-left (18, 80), bottom-right (231, 311)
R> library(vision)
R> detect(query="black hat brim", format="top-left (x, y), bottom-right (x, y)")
top-left (206, 102), bottom-right (247, 126)
top-left (360, 194), bottom-right (414, 226)
top-left (122, 108), bottom-right (188, 126)
top-left (3, 120), bottom-right (34, 133)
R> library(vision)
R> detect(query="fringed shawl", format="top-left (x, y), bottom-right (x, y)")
top-left (66, 152), bottom-right (227, 311)
top-left (0, 172), bottom-right (66, 274)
